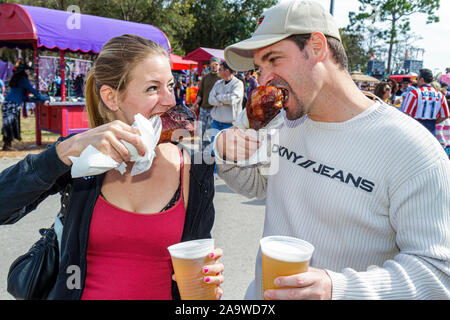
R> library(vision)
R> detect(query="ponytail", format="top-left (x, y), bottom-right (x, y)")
top-left (84, 68), bottom-right (115, 128)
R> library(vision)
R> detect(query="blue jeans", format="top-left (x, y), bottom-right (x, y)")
top-left (199, 108), bottom-right (213, 150)
top-left (210, 120), bottom-right (233, 155)
top-left (417, 119), bottom-right (436, 136)
top-left (210, 120), bottom-right (233, 173)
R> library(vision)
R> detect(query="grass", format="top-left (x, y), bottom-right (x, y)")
top-left (0, 109), bottom-right (59, 158)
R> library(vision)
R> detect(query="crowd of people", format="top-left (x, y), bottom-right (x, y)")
top-left (357, 69), bottom-right (450, 157)
top-left (0, 0), bottom-right (448, 301)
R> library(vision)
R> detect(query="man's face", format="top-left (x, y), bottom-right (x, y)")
top-left (253, 39), bottom-right (318, 120)
top-left (210, 62), bottom-right (219, 74)
top-left (219, 65), bottom-right (230, 80)
top-left (401, 82), bottom-right (409, 89)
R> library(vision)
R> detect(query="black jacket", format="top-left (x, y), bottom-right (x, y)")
top-left (0, 138), bottom-right (215, 299)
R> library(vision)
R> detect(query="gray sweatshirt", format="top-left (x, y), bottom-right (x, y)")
top-left (209, 76), bottom-right (244, 123)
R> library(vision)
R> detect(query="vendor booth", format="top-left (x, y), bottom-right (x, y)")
top-left (0, 3), bottom-right (170, 144)
top-left (183, 47), bottom-right (224, 76)
top-left (170, 53), bottom-right (197, 71)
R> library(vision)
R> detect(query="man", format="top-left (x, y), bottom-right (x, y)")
top-left (396, 78), bottom-right (411, 97)
top-left (208, 61), bottom-right (244, 152)
top-left (214, 0), bottom-right (449, 300)
top-left (400, 68), bottom-right (449, 135)
top-left (174, 78), bottom-right (186, 107)
top-left (243, 70), bottom-right (259, 108)
top-left (192, 57), bottom-right (221, 150)
top-left (359, 82), bottom-right (369, 91)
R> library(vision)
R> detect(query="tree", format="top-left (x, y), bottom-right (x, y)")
top-left (183, 0), bottom-right (277, 54)
top-left (340, 29), bottom-right (368, 72)
top-left (347, 0), bottom-right (440, 74)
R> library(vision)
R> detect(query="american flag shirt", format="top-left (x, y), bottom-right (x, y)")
top-left (400, 84), bottom-right (449, 120)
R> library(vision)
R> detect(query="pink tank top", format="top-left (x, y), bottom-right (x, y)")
top-left (81, 148), bottom-right (185, 300)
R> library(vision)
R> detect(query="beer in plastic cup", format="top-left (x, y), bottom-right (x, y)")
top-left (260, 236), bottom-right (314, 298)
top-left (167, 238), bottom-right (216, 300)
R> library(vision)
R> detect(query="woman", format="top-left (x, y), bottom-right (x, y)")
top-left (1, 64), bottom-right (49, 151)
top-left (0, 34), bottom-right (223, 300)
top-left (374, 82), bottom-right (392, 104)
top-left (387, 78), bottom-right (399, 104)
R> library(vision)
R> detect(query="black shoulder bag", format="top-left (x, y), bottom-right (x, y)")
top-left (7, 184), bottom-right (72, 300)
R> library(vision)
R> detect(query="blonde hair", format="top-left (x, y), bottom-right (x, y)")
top-left (85, 34), bottom-right (169, 127)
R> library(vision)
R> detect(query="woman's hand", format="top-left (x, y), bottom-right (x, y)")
top-left (56, 120), bottom-right (147, 166)
top-left (203, 248), bottom-right (224, 300)
top-left (171, 247), bottom-right (225, 300)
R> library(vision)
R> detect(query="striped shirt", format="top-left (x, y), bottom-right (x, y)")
top-left (401, 84), bottom-right (449, 119)
top-left (436, 118), bottom-right (450, 147)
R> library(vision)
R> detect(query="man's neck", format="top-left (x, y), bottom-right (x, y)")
top-left (223, 75), bottom-right (233, 82)
top-left (309, 67), bottom-right (374, 123)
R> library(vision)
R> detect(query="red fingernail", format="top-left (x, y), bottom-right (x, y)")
top-left (205, 277), bottom-right (210, 283)
top-left (204, 267), bottom-right (209, 273)
top-left (209, 253), bottom-right (214, 258)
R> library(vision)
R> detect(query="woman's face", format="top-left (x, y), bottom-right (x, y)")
top-left (383, 85), bottom-right (391, 100)
top-left (116, 54), bottom-right (175, 124)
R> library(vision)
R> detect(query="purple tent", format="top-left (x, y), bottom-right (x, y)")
top-left (0, 3), bottom-right (171, 53)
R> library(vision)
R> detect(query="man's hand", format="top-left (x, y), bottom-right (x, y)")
top-left (263, 267), bottom-right (332, 300)
top-left (216, 127), bottom-right (261, 163)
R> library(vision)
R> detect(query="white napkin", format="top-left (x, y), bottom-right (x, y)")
top-left (69, 113), bottom-right (162, 178)
top-left (231, 108), bottom-right (284, 166)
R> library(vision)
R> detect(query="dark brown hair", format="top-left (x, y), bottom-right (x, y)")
top-left (374, 81), bottom-right (391, 100)
top-left (287, 34), bottom-right (348, 70)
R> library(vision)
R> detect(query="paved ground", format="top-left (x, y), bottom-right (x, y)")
top-left (0, 156), bottom-right (265, 300)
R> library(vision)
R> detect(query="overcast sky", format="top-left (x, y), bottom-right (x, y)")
top-left (279, 0), bottom-right (450, 75)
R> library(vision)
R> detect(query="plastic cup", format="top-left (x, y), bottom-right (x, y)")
top-left (260, 236), bottom-right (314, 299)
top-left (167, 238), bottom-right (215, 300)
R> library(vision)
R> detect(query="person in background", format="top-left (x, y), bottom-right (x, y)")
top-left (208, 61), bottom-right (244, 155)
top-left (1, 63), bottom-right (49, 151)
top-left (0, 78), bottom-right (6, 102)
top-left (216, 0), bottom-right (449, 300)
top-left (359, 82), bottom-right (369, 91)
top-left (243, 70), bottom-right (259, 109)
top-left (174, 79), bottom-right (186, 107)
top-left (0, 34), bottom-right (224, 300)
top-left (387, 78), bottom-right (399, 105)
top-left (435, 117), bottom-right (450, 158)
top-left (401, 68), bottom-right (449, 136)
top-left (441, 83), bottom-right (449, 98)
top-left (396, 78), bottom-right (411, 96)
top-left (373, 81), bottom-right (392, 104)
top-left (192, 57), bottom-right (221, 150)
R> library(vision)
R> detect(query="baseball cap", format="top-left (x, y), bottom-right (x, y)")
top-left (224, 0), bottom-right (341, 71)
top-left (210, 57), bottom-right (221, 64)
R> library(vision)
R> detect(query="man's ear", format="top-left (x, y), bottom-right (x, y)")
top-left (309, 32), bottom-right (328, 63)
top-left (99, 85), bottom-right (119, 112)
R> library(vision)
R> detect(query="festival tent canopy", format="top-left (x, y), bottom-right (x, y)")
top-left (183, 47), bottom-right (224, 74)
top-left (184, 47), bottom-right (224, 62)
top-left (350, 71), bottom-right (380, 83)
top-left (0, 3), bottom-right (170, 53)
top-left (170, 53), bottom-right (197, 71)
